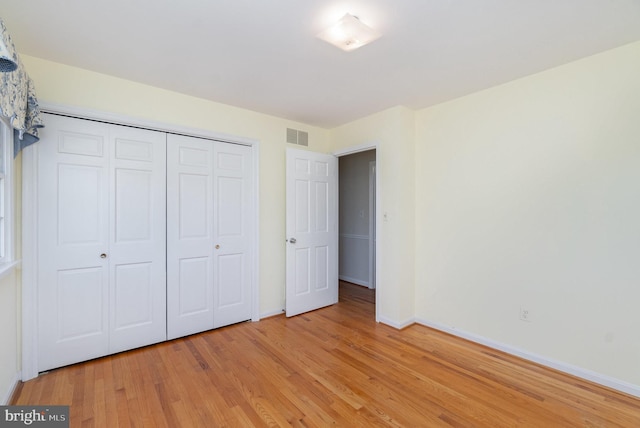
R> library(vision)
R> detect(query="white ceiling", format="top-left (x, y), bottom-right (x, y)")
top-left (3, 1), bottom-right (640, 128)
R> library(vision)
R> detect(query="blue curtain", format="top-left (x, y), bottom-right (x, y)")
top-left (0, 18), bottom-right (44, 157)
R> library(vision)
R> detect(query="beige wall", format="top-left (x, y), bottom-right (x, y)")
top-left (21, 55), bottom-right (332, 317)
top-left (330, 106), bottom-right (416, 325)
top-left (414, 40), bottom-right (640, 386)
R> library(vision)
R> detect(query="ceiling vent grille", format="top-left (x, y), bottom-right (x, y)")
top-left (286, 128), bottom-right (308, 146)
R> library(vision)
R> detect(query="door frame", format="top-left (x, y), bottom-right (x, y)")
top-left (333, 142), bottom-right (380, 322)
top-left (369, 160), bottom-right (376, 290)
top-left (21, 102), bottom-right (261, 380)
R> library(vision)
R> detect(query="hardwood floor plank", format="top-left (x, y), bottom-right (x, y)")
top-left (11, 281), bottom-right (640, 427)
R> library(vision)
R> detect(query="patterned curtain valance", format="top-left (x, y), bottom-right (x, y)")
top-left (0, 18), bottom-right (44, 156)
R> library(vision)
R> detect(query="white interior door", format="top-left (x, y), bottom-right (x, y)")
top-left (38, 114), bottom-right (167, 371)
top-left (108, 125), bottom-right (167, 353)
top-left (167, 134), bottom-right (215, 339)
top-left (167, 136), bottom-right (254, 339)
top-left (38, 115), bottom-right (110, 371)
top-left (286, 148), bottom-right (338, 317)
top-left (212, 142), bottom-right (253, 328)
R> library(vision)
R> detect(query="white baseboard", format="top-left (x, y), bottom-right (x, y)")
top-left (339, 275), bottom-right (369, 288)
top-left (377, 315), bottom-right (415, 330)
top-left (1, 372), bottom-right (20, 405)
top-left (415, 317), bottom-right (640, 399)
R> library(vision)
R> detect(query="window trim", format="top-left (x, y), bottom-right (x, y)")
top-left (0, 116), bottom-right (16, 276)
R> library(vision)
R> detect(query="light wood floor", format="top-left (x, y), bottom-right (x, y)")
top-left (12, 281), bottom-right (640, 427)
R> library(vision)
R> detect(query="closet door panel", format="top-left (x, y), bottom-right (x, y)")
top-left (57, 164), bottom-right (104, 246)
top-left (213, 142), bottom-right (253, 328)
top-left (56, 268), bottom-right (105, 340)
top-left (178, 257), bottom-right (211, 315)
top-left (38, 114), bottom-right (110, 371)
top-left (38, 115), bottom-right (167, 370)
top-left (109, 125), bottom-right (167, 352)
top-left (216, 253), bottom-right (245, 307)
top-left (167, 134), bottom-right (215, 339)
top-left (114, 168), bottom-right (152, 241)
top-left (178, 173), bottom-right (209, 239)
top-left (167, 137), bottom-right (254, 336)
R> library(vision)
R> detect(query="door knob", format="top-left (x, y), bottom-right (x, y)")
top-left (289, 238), bottom-right (297, 244)
top-left (215, 245), bottom-right (220, 249)
top-left (100, 253), bottom-right (107, 259)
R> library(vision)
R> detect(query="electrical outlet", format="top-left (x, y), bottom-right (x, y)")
top-left (519, 306), bottom-right (532, 322)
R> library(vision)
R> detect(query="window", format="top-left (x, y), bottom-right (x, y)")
top-left (0, 117), bottom-right (14, 269)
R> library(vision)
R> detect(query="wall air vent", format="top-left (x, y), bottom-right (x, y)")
top-left (286, 128), bottom-right (309, 146)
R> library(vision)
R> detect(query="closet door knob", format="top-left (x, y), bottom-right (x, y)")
top-left (100, 253), bottom-right (107, 259)
top-left (215, 245), bottom-right (220, 249)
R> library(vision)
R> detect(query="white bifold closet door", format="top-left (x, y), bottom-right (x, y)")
top-left (167, 134), bottom-right (253, 340)
top-left (38, 114), bottom-right (167, 372)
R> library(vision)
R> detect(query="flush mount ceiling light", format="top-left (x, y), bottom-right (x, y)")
top-left (316, 13), bottom-right (381, 52)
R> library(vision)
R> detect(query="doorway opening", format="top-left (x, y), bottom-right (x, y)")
top-left (337, 149), bottom-right (376, 313)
